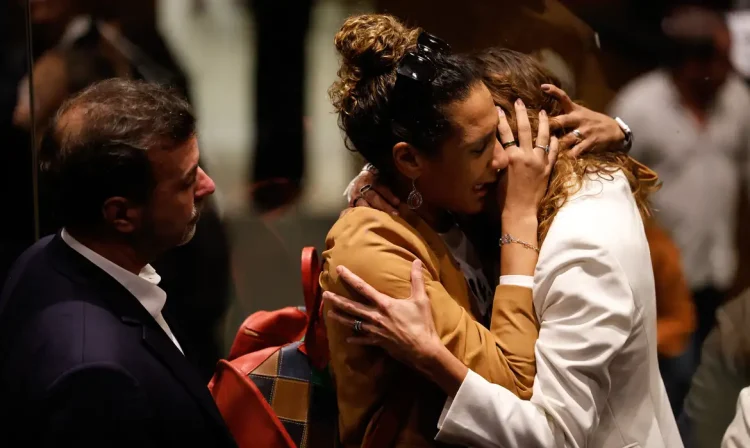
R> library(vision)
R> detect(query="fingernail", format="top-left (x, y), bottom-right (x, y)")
top-left (336, 266), bottom-right (344, 275)
top-left (541, 85), bottom-right (551, 92)
top-left (497, 106), bottom-right (504, 116)
top-left (540, 110), bottom-right (547, 117)
top-left (516, 98), bottom-right (523, 106)
top-left (391, 211), bottom-right (399, 216)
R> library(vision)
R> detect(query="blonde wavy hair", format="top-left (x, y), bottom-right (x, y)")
top-left (473, 48), bottom-right (661, 241)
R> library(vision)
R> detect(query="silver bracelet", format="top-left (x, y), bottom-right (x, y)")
top-left (499, 233), bottom-right (540, 253)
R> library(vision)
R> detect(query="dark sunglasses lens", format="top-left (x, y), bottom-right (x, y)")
top-left (417, 32), bottom-right (451, 54)
top-left (397, 53), bottom-right (436, 82)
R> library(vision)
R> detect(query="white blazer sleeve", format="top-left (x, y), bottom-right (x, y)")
top-left (436, 240), bottom-right (635, 448)
top-left (723, 387), bottom-right (750, 448)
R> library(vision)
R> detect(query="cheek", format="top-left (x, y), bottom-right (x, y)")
top-left (422, 160), bottom-right (486, 212)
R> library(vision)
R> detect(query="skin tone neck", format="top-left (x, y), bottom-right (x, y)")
top-left (417, 201), bottom-right (455, 233)
top-left (66, 226), bottom-right (157, 275)
top-left (389, 175), bottom-right (455, 233)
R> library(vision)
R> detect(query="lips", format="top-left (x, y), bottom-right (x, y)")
top-left (473, 184), bottom-right (490, 197)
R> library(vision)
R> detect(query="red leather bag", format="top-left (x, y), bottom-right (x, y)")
top-left (210, 247), bottom-right (411, 448)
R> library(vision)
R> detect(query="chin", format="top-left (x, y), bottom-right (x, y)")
top-left (177, 223), bottom-right (198, 247)
top-left (458, 199), bottom-right (486, 216)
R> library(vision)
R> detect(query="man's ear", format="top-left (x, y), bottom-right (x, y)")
top-left (392, 142), bottom-right (425, 181)
top-left (101, 197), bottom-right (143, 234)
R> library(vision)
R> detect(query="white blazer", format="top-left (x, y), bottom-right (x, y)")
top-left (435, 171), bottom-right (682, 448)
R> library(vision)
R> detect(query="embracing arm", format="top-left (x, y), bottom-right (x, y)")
top-left (323, 209), bottom-right (538, 397)
top-left (435, 242), bottom-right (635, 448)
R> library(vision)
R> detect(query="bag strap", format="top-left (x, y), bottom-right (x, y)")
top-left (301, 247), bottom-right (329, 370)
top-left (301, 246), bottom-right (413, 446)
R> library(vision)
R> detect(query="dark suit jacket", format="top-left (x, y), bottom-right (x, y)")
top-left (0, 234), bottom-right (237, 447)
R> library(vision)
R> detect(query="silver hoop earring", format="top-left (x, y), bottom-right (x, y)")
top-left (407, 179), bottom-right (423, 210)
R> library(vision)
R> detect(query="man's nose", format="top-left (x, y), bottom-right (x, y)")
top-left (195, 167), bottom-right (216, 198)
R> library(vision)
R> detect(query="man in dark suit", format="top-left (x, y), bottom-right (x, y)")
top-left (0, 79), bottom-right (237, 447)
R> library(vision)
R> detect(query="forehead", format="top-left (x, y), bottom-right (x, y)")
top-left (148, 136), bottom-right (199, 178)
top-left (442, 83), bottom-right (496, 145)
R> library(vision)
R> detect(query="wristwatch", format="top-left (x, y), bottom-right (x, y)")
top-left (614, 117), bottom-right (633, 152)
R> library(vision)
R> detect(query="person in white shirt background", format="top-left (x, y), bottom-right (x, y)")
top-left (610, 6), bottom-right (750, 420)
top-left (325, 49), bottom-right (681, 448)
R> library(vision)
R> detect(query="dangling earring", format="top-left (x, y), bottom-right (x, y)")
top-left (407, 179), bottom-right (423, 210)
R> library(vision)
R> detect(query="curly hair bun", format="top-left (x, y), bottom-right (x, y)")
top-left (330, 14), bottom-right (420, 115)
top-left (335, 14), bottom-right (417, 77)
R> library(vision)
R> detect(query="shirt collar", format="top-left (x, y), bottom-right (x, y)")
top-left (60, 228), bottom-right (167, 319)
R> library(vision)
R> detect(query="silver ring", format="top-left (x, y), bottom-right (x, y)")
top-left (359, 184), bottom-right (372, 195)
top-left (535, 144), bottom-right (550, 154)
top-left (353, 320), bottom-right (363, 333)
top-left (572, 129), bottom-right (584, 141)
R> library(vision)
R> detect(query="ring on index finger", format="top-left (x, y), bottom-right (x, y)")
top-left (535, 144), bottom-right (550, 154)
top-left (502, 140), bottom-right (517, 149)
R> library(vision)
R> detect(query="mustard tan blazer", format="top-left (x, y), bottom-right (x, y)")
top-left (321, 207), bottom-right (539, 447)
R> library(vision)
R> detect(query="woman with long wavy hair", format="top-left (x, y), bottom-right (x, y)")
top-left (325, 47), bottom-right (682, 447)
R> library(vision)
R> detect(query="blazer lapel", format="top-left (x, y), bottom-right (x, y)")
top-left (46, 234), bottom-right (230, 437)
top-left (398, 209), bottom-right (476, 317)
top-left (141, 325), bottom-right (228, 431)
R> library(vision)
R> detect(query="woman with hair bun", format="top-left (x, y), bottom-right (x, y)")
top-left (322, 13), bottom-right (555, 447)
top-left (324, 31), bottom-right (683, 448)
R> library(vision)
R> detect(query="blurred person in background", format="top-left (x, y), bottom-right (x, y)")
top-left (245, 0), bottom-right (313, 212)
top-left (682, 289), bottom-right (750, 447)
top-left (4, 0), bottom-right (232, 381)
top-left (0, 1), bottom-right (37, 293)
top-left (646, 220), bottom-right (697, 421)
top-left (609, 5), bottom-right (750, 415)
top-left (722, 382), bottom-right (750, 447)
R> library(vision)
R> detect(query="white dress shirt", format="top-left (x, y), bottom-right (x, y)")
top-left (610, 70), bottom-right (750, 290)
top-left (435, 171), bottom-right (681, 448)
top-left (61, 229), bottom-right (183, 354)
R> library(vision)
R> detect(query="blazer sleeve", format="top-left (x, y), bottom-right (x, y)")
top-left (42, 364), bottom-right (159, 447)
top-left (723, 387), bottom-right (750, 448)
top-left (436, 241), bottom-right (635, 448)
top-left (322, 209), bottom-right (538, 397)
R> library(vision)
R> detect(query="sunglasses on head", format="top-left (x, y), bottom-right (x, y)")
top-left (396, 31), bottom-right (451, 85)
